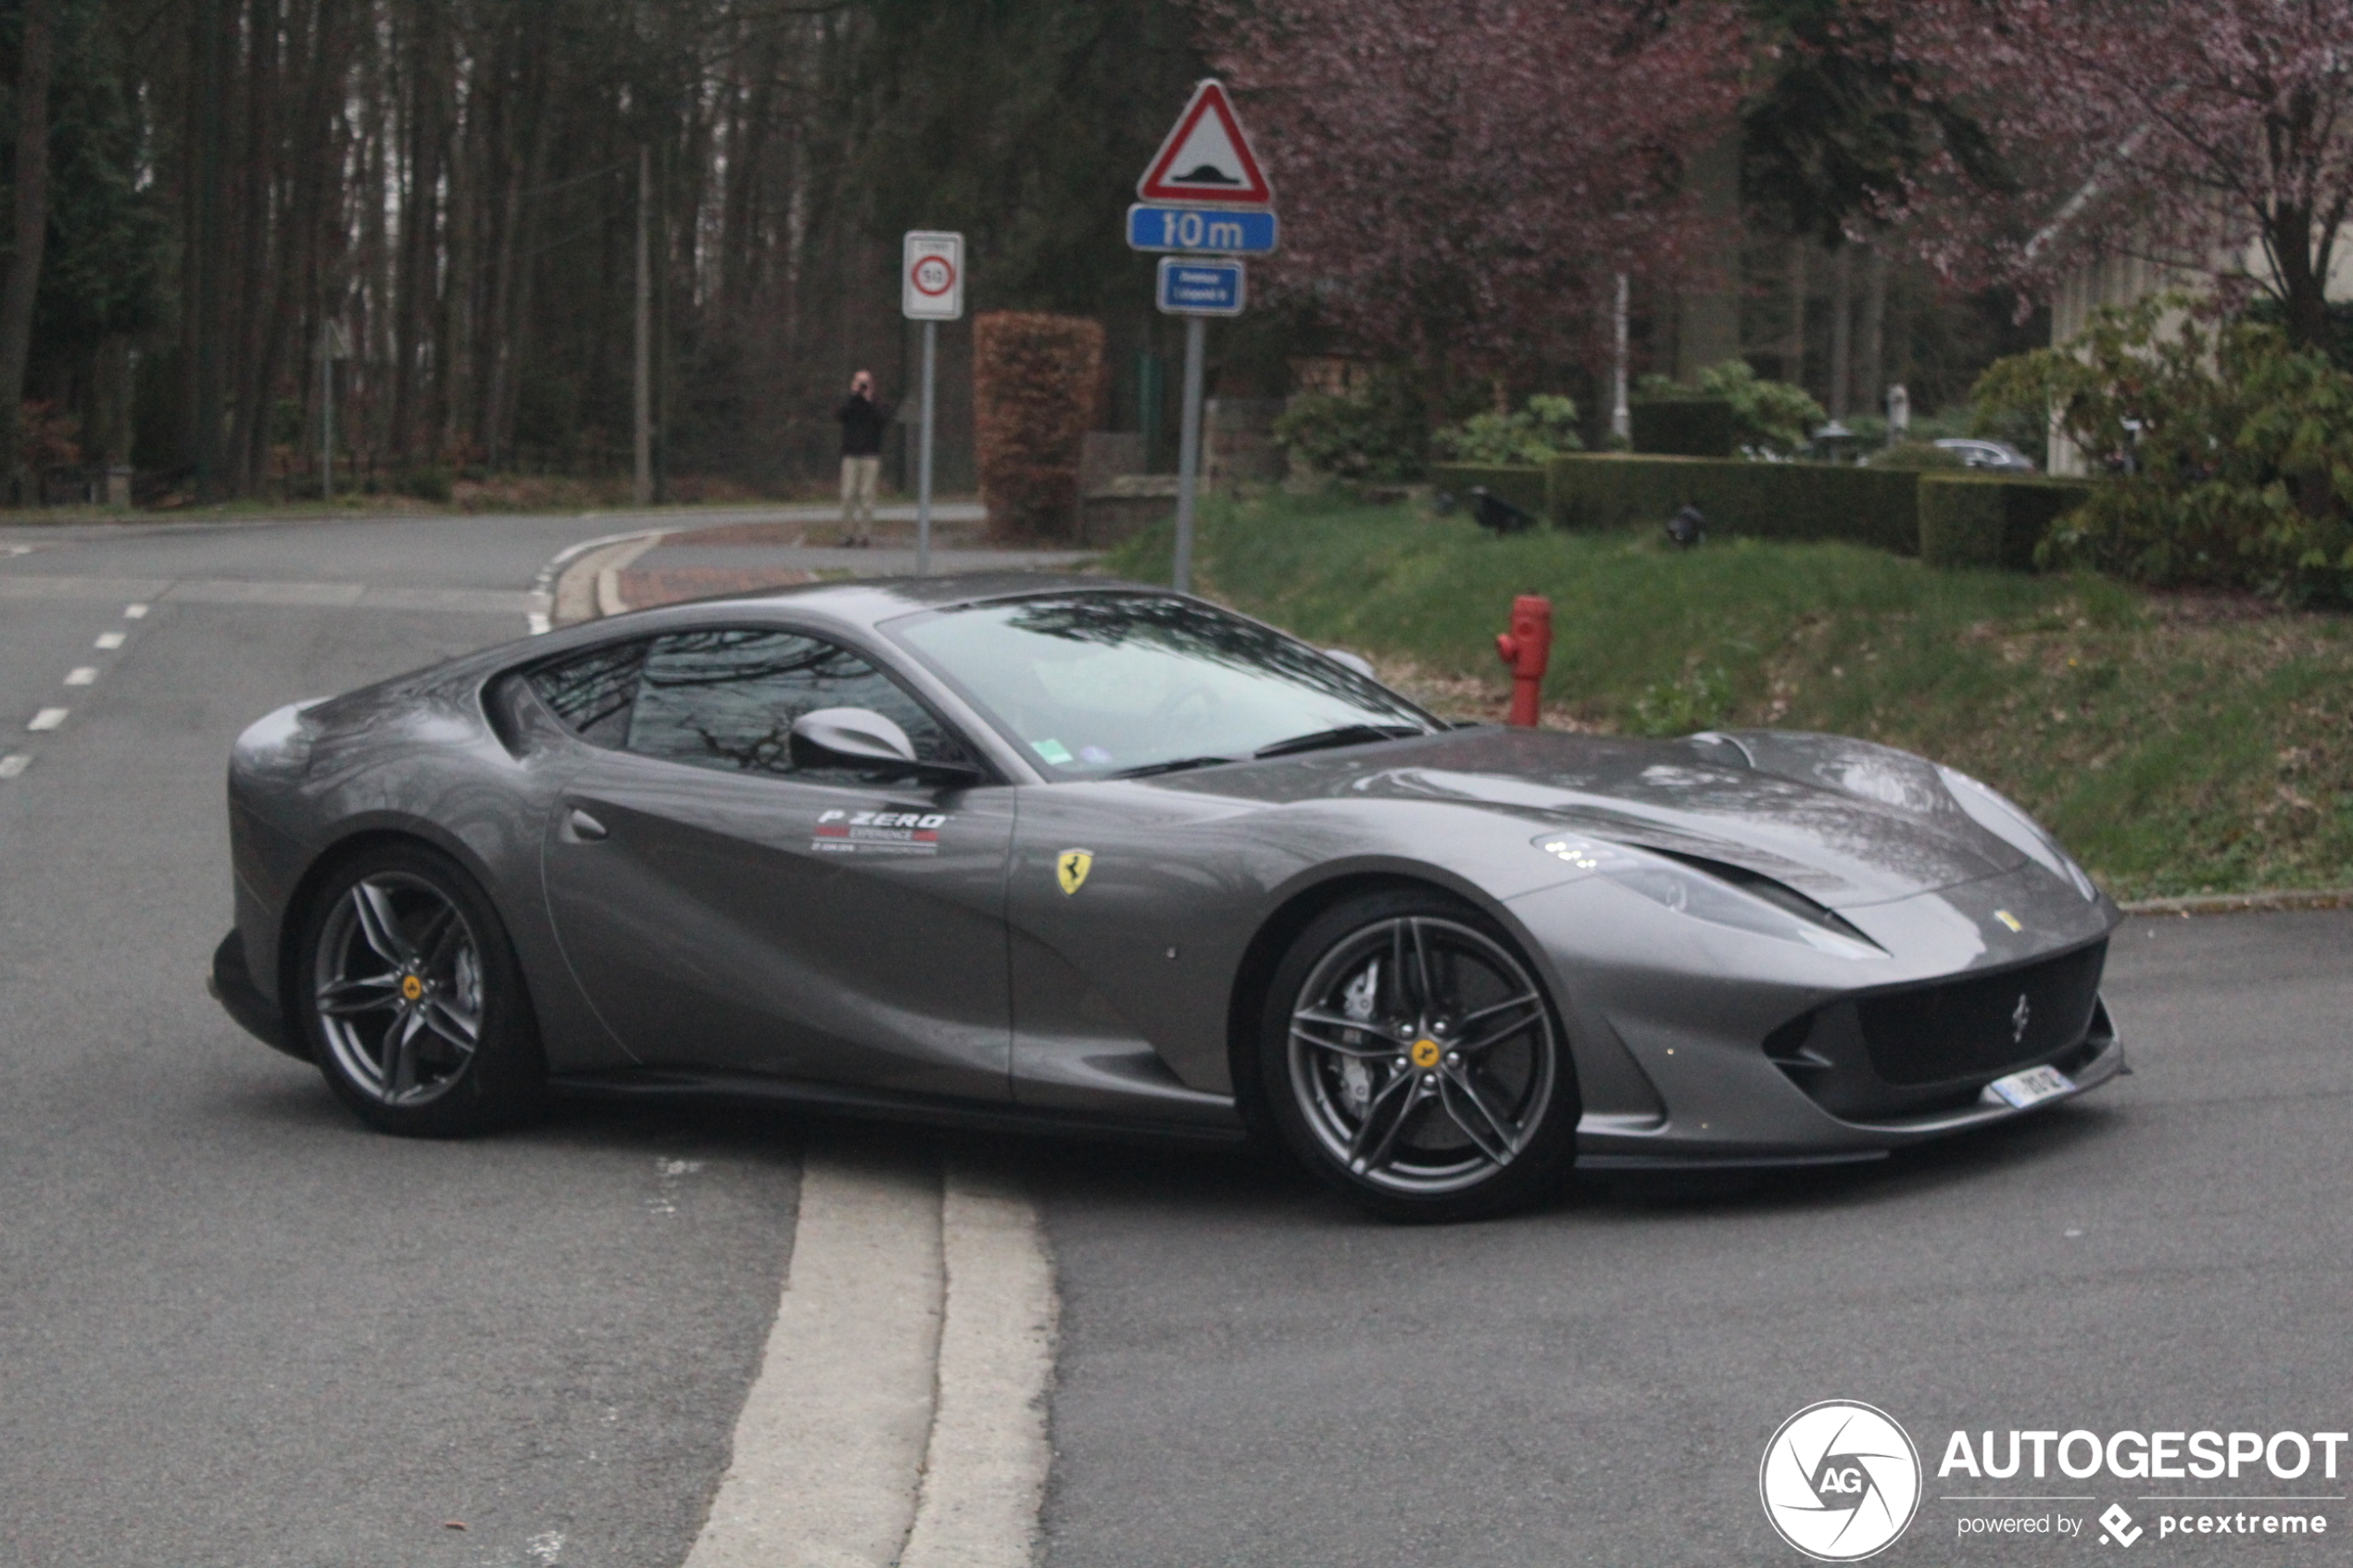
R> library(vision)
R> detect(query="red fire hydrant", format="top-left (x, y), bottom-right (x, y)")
top-left (1494, 594), bottom-right (1552, 728)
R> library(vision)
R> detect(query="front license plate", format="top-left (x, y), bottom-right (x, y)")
top-left (1986, 1065), bottom-right (2073, 1109)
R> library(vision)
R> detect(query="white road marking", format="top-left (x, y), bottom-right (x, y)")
top-left (0, 754), bottom-right (28, 778)
top-left (28, 708), bottom-right (67, 732)
top-left (0, 577), bottom-right (530, 614)
top-left (94, 631), bottom-right (125, 649)
top-left (900, 1164), bottom-right (1059, 1568)
top-left (64, 667), bottom-right (96, 685)
top-left (683, 1146), bottom-right (943, 1568)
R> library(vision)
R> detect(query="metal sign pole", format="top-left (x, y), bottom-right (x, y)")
top-left (1172, 313), bottom-right (1205, 594)
top-left (916, 318), bottom-right (937, 575)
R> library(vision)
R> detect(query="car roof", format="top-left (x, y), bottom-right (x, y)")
top-left (595, 570), bottom-right (1168, 638)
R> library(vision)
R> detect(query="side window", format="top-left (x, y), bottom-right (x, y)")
top-left (526, 639), bottom-right (648, 748)
top-left (625, 627), bottom-right (967, 781)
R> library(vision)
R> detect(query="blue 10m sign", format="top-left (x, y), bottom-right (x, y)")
top-left (1126, 204), bottom-right (1278, 256)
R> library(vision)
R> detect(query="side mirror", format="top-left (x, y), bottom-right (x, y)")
top-left (1323, 648), bottom-right (1377, 679)
top-left (789, 707), bottom-right (918, 769)
top-left (787, 707), bottom-right (978, 779)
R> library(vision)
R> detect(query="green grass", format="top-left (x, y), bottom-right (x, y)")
top-left (1108, 489), bottom-right (2353, 901)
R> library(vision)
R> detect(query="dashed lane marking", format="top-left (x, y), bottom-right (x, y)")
top-left (64, 667), bottom-right (96, 685)
top-left (0, 754), bottom-right (28, 778)
top-left (94, 632), bottom-right (124, 649)
top-left (27, 708), bottom-right (67, 732)
top-left (0, 575), bottom-right (531, 614)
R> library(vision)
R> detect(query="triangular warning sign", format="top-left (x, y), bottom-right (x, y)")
top-left (1139, 80), bottom-right (1274, 207)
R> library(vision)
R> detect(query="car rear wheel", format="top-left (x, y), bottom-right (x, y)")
top-left (296, 842), bottom-right (543, 1136)
top-left (1260, 891), bottom-right (1578, 1221)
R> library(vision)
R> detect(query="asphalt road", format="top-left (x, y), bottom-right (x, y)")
top-left (1032, 909), bottom-right (2353, 1566)
top-left (0, 513), bottom-right (803, 1568)
top-left (4, 511), bottom-right (2347, 1567)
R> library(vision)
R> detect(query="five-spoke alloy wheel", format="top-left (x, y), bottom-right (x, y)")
top-left (1261, 890), bottom-right (1577, 1221)
top-left (296, 842), bottom-right (542, 1135)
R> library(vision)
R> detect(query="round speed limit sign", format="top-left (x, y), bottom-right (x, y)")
top-left (902, 232), bottom-right (965, 320)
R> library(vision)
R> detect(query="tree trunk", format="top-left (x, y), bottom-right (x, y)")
top-left (1828, 243), bottom-right (1853, 420)
top-left (1859, 245), bottom-right (1886, 424)
top-left (2271, 203), bottom-right (2329, 354)
top-left (0, 0), bottom-right (57, 505)
top-left (1784, 236), bottom-right (1807, 392)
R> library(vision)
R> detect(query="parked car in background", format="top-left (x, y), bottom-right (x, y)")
top-left (1933, 438), bottom-right (2038, 473)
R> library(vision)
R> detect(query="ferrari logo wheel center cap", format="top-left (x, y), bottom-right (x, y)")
top-left (1409, 1037), bottom-right (1442, 1070)
top-left (399, 974), bottom-right (425, 1002)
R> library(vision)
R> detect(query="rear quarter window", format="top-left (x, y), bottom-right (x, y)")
top-left (525, 639), bottom-right (648, 747)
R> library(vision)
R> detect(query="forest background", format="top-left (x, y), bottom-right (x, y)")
top-left (0, 0), bottom-right (2082, 508)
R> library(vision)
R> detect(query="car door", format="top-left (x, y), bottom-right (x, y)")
top-left (534, 624), bottom-right (1015, 1100)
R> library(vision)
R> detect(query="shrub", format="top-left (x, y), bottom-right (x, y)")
top-left (1548, 453), bottom-right (1920, 554)
top-left (1429, 463), bottom-right (1548, 518)
top-left (1918, 473), bottom-right (2094, 571)
top-left (1273, 372), bottom-right (1428, 483)
top-left (1629, 397), bottom-right (1735, 458)
top-left (400, 465), bottom-right (453, 503)
top-left (1868, 440), bottom-right (1966, 470)
top-left (1432, 394), bottom-right (1582, 465)
top-left (1641, 360), bottom-right (1824, 456)
top-left (974, 311), bottom-right (1106, 541)
top-left (1975, 295), bottom-right (2353, 604)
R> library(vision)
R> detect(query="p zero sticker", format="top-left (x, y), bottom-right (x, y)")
top-left (813, 809), bottom-right (946, 856)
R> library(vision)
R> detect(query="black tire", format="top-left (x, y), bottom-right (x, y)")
top-left (1257, 889), bottom-right (1579, 1222)
top-left (293, 840), bottom-right (544, 1137)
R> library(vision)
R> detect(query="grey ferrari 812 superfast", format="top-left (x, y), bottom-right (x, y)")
top-left (213, 574), bottom-right (2123, 1219)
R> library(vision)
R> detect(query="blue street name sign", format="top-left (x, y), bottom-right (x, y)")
top-left (1126, 204), bottom-right (1278, 255)
top-left (1157, 257), bottom-right (1246, 317)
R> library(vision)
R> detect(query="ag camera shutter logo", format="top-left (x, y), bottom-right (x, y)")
top-left (1760, 1400), bottom-right (1922, 1561)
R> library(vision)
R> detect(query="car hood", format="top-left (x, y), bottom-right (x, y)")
top-left (1154, 726), bottom-right (2038, 909)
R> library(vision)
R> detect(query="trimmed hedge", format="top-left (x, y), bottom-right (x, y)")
top-left (1430, 462), bottom-right (1549, 519)
top-left (1629, 398), bottom-right (1735, 458)
top-left (1547, 453), bottom-right (1921, 555)
top-left (974, 310), bottom-right (1105, 541)
top-left (1918, 473), bottom-right (2095, 571)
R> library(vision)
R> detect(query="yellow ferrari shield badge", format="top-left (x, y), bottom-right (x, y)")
top-left (1056, 849), bottom-right (1094, 895)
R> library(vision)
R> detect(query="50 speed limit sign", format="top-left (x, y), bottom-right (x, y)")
top-left (902, 232), bottom-right (964, 320)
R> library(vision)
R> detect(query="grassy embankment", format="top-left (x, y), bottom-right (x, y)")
top-left (1107, 490), bottom-right (2353, 901)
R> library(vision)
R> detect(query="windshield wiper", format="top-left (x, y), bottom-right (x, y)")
top-left (1253, 723), bottom-right (1425, 760)
top-left (1109, 754), bottom-right (1241, 779)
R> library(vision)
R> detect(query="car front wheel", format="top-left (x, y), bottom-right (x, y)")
top-left (296, 842), bottom-right (543, 1136)
top-left (1260, 891), bottom-right (1578, 1222)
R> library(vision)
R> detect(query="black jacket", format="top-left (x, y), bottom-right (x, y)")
top-left (837, 395), bottom-right (890, 458)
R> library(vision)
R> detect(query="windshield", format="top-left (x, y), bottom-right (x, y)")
top-left (887, 594), bottom-right (1436, 779)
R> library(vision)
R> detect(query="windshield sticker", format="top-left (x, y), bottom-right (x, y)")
top-left (1080, 745), bottom-right (1114, 764)
top-left (1032, 738), bottom-right (1075, 764)
top-left (812, 808), bottom-right (946, 856)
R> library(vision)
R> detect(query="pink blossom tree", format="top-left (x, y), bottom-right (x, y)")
top-left (1200, 0), bottom-right (1751, 392)
top-left (1875, 0), bottom-right (2353, 352)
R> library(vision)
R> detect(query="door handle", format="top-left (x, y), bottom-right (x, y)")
top-left (567, 808), bottom-right (609, 841)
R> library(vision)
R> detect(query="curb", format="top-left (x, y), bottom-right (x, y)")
top-left (527, 525), bottom-right (666, 633)
top-left (2119, 887), bottom-right (2353, 918)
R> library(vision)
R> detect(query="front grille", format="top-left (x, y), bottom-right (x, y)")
top-left (1857, 941), bottom-right (2108, 1087)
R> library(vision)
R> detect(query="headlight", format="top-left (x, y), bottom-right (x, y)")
top-left (1534, 834), bottom-right (1881, 959)
top-left (1935, 766), bottom-right (2098, 901)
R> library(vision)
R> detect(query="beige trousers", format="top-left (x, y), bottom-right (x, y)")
top-left (839, 455), bottom-right (881, 541)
